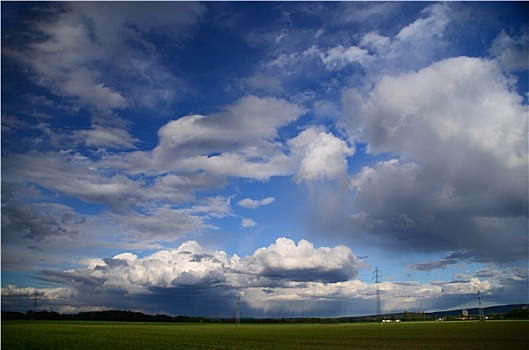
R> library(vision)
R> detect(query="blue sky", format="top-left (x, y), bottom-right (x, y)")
top-left (2, 1), bottom-right (528, 318)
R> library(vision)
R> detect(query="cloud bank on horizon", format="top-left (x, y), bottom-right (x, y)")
top-left (2, 2), bottom-right (527, 317)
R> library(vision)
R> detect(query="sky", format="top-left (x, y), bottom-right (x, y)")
top-left (1, 1), bottom-right (528, 318)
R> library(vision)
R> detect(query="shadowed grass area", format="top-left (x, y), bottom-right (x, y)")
top-left (2, 320), bottom-right (528, 349)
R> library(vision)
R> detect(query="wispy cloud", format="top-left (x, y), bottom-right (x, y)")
top-left (3, 2), bottom-right (205, 112)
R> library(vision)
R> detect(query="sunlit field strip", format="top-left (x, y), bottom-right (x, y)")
top-left (2, 320), bottom-right (528, 350)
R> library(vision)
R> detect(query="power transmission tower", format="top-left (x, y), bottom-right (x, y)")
top-left (372, 267), bottom-right (382, 322)
top-left (235, 295), bottom-right (241, 326)
top-left (29, 290), bottom-right (39, 320)
top-left (32, 290), bottom-right (39, 312)
top-left (477, 290), bottom-right (485, 321)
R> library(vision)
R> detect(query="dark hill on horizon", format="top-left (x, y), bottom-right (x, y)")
top-left (347, 304), bottom-right (528, 321)
top-left (426, 304), bottom-right (528, 318)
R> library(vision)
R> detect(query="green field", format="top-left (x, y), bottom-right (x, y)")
top-left (2, 320), bottom-right (528, 350)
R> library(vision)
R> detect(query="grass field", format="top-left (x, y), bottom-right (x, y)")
top-left (2, 320), bottom-right (528, 350)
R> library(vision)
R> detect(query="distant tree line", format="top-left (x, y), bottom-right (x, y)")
top-left (503, 308), bottom-right (529, 319)
top-left (2, 310), bottom-right (212, 323)
top-left (1, 310), bottom-right (368, 323)
top-left (2, 307), bottom-right (528, 323)
top-left (403, 311), bottom-right (429, 321)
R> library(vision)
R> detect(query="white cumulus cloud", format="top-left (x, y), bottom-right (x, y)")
top-left (237, 197), bottom-right (276, 209)
top-left (242, 237), bottom-right (363, 282)
top-left (18, 236), bottom-right (524, 316)
top-left (294, 130), bottom-right (355, 183)
top-left (341, 55), bottom-right (528, 262)
top-left (42, 238), bottom-right (364, 294)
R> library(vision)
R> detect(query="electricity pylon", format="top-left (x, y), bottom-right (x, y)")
top-left (372, 267), bottom-right (382, 322)
top-left (32, 290), bottom-right (39, 312)
top-left (235, 295), bottom-right (241, 326)
top-left (478, 290), bottom-right (485, 321)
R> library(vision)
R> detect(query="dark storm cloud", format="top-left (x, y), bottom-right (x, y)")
top-left (2, 203), bottom-right (77, 242)
top-left (0, 198), bottom-right (89, 270)
top-left (407, 252), bottom-right (470, 272)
